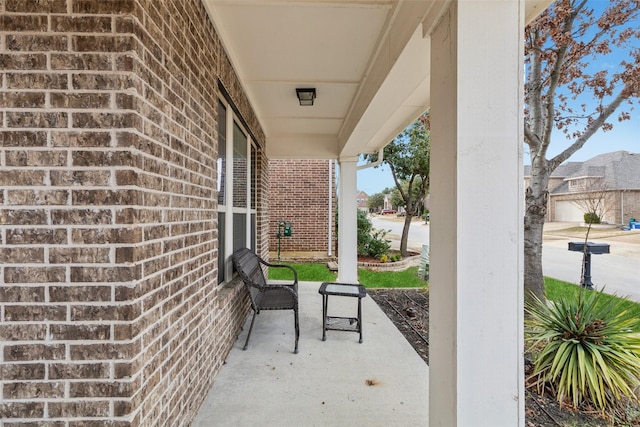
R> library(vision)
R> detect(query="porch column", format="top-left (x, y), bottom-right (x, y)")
top-left (429, 1), bottom-right (525, 426)
top-left (337, 157), bottom-right (359, 283)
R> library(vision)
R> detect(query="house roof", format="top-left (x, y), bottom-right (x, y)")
top-left (547, 151), bottom-right (640, 194)
top-left (523, 161), bottom-right (582, 178)
top-left (567, 151), bottom-right (640, 189)
top-left (203, 0), bottom-right (550, 160)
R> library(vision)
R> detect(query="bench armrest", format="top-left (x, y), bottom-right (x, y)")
top-left (259, 259), bottom-right (298, 284)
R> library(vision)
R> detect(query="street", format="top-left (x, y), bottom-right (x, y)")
top-left (370, 215), bottom-right (429, 253)
top-left (371, 215), bottom-right (640, 302)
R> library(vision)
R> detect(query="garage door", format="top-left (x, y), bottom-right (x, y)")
top-left (555, 200), bottom-right (584, 222)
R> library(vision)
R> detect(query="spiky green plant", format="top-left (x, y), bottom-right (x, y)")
top-left (525, 289), bottom-right (640, 413)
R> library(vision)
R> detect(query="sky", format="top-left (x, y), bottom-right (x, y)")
top-left (357, 109), bottom-right (639, 197)
top-left (356, 1), bottom-right (640, 196)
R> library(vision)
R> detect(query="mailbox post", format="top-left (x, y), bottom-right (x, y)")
top-left (276, 221), bottom-right (292, 261)
top-left (567, 242), bottom-right (610, 290)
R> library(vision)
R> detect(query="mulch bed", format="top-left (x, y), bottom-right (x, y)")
top-left (368, 288), bottom-right (616, 427)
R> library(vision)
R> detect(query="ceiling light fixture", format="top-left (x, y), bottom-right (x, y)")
top-left (296, 88), bottom-right (316, 106)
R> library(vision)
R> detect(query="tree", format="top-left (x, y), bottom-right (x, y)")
top-left (390, 187), bottom-right (403, 210)
top-left (364, 112), bottom-right (430, 256)
top-left (574, 177), bottom-right (614, 226)
top-left (524, 0), bottom-right (640, 303)
top-left (391, 179), bottom-right (427, 216)
top-left (367, 192), bottom-right (386, 212)
top-left (573, 178), bottom-right (614, 287)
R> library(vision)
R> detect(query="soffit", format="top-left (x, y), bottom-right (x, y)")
top-left (203, 0), bottom-right (551, 160)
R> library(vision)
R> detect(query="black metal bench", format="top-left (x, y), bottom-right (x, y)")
top-left (231, 248), bottom-right (300, 354)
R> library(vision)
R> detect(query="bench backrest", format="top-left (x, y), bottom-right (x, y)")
top-left (231, 248), bottom-right (267, 308)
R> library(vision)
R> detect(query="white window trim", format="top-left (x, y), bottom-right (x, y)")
top-left (219, 99), bottom-right (257, 282)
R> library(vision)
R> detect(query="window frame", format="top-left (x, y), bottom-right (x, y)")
top-left (217, 98), bottom-right (258, 283)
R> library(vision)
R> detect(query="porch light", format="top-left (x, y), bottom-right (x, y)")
top-left (296, 88), bottom-right (316, 106)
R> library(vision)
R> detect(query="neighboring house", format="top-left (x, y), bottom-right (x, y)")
top-left (356, 190), bottom-right (369, 213)
top-left (525, 151), bottom-right (640, 225)
top-left (269, 159), bottom-right (337, 258)
top-left (383, 193), bottom-right (394, 211)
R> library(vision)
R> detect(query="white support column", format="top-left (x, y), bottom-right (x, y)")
top-left (429, 1), bottom-right (525, 426)
top-left (337, 158), bottom-right (359, 283)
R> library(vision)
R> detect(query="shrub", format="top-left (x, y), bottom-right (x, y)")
top-left (583, 211), bottom-right (601, 224)
top-left (525, 289), bottom-right (640, 414)
top-left (368, 229), bottom-right (391, 258)
top-left (357, 210), bottom-right (391, 258)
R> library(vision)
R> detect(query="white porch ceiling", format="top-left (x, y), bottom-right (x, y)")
top-left (202, 0), bottom-right (551, 160)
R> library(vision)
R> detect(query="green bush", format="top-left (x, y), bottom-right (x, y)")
top-left (357, 209), bottom-right (373, 255)
top-left (525, 289), bottom-right (640, 414)
top-left (357, 210), bottom-right (391, 258)
top-left (583, 211), bottom-right (601, 224)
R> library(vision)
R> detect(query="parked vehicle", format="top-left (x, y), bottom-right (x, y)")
top-left (380, 209), bottom-right (395, 215)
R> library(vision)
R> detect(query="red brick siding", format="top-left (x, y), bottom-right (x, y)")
top-left (268, 160), bottom-right (337, 255)
top-left (1, 1), bottom-right (265, 425)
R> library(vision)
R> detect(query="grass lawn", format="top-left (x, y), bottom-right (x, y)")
top-left (545, 276), bottom-right (640, 316)
top-left (268, 263), bottom-right (640, 312)
top-left (268, 262), bottom-right (427, 288)
top-left (269, 264), bottom-right (640, 425)
top-left (268, 262), bottom-right (337, 282)
top-left (358, 267), bottom-right (426, 288)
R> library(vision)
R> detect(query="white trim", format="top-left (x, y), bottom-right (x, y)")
top-left (224, 102), bottom-right (234, 281)
top-left (328, 160), bottom-right (333, 257)
top-left (218, 98), bottom-right (257, 282)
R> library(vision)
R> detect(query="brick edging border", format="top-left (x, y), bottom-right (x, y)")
top-left (358, 254), bottom-right (422, 272)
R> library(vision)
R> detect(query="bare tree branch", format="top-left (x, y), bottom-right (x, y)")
top-left (550, 88), bottom-right (629, 169)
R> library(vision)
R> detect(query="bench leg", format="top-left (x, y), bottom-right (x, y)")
top-left (243, 310), bottom-right (257, 351)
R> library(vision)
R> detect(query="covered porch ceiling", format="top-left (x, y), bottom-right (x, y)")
top-left (203, 0), bottom-right (550, 160)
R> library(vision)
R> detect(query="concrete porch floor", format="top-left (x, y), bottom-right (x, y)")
top-left (193, 281), bottom-right (429, 426)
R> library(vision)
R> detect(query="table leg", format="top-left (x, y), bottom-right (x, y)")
top-left (322, 294), bottom-right (328, 341)
top-left (358, 296), bottom-right (363, 343)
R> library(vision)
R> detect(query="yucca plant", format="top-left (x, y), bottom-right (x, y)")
top-left (525, 289), bottom-right (640, 414)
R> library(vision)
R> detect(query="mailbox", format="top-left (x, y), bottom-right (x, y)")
top-left (568, 242), bottom-right (610, 254)
top-left (568, 241), bottom-right (610, 290)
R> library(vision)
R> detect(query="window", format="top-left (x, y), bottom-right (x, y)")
top-left (217, 99), bottom-right (257, 283)
top-left (569, 178), bottom-right (586, 191)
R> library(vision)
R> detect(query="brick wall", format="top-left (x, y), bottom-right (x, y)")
top-left (621, 191), bottom-right (640, 225)
top-left (268, 159), bottom-right (336, 257)
top-left (1, 1), bottom-right (265, 425)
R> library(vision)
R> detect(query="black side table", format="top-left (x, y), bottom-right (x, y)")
top-left (318, 282), bottom-right (367, 343)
